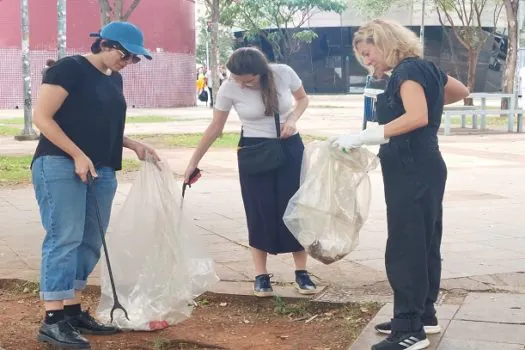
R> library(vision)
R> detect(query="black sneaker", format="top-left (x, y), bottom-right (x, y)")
top-left (253, 274), bottom-right (274, 297)
top-left (372, 329), bottom-right (430, 350)
top-left (375, 317), bottom-right (441, 335)
top-left (66, 310), bottom-right (118, 335)
top-left (294, 270), bottom-right (318, 295)
top-left (37, 320), bottom-right (91, 349)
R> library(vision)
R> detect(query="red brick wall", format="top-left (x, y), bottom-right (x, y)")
top-left (0, 0), bottom-right (196, 108)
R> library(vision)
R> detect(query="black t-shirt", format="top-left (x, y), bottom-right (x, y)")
top-left (376, 57), bottom-right (448, 139)
top-left (32, 55), bottom-right (127, 170)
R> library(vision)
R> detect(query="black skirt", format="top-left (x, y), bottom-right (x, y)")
top-left (237, 133), bottom-right (305, 254)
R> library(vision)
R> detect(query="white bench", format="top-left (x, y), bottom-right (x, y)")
top-left (442, 93), bottom-right (524, 135)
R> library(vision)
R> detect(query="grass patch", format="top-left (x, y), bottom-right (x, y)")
top-left (0, 125), bottom-right (21, 136)
top-left (0, 118), bottom-right (24, 125)
top-left (126, 115), bottom-right (194, 123)
top-left (0, 155), bottom-right (140, 186)
top-left (0, 115), bottom-right (193, 127)
top-left (131, 132), bottom-right (326, 149)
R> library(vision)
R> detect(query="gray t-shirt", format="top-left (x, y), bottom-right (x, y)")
top-left (214, 64), bottom-right (302, 138)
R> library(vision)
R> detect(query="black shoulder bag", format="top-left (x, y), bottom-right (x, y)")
top-left (237, 112), bottom-right (286, 175)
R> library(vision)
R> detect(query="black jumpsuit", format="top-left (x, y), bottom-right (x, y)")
top-left (375, 57), bottom-right (448, 332)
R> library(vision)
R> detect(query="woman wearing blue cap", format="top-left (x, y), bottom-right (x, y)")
top-left (31, 21), bottom-right (157, 349)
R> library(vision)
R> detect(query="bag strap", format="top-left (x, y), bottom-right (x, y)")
top-left (274, 112), bottom-right (281, 138)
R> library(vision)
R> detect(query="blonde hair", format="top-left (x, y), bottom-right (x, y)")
top-left (353, 19), bottom-right (422, 71)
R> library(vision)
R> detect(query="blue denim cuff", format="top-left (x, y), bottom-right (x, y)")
top-left (40, 288), bottom-right (76, 301)
top-left (74, 280), bottom-right (87, 291)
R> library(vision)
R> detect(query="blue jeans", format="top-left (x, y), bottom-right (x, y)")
top-left (32, 156), bottom-right (117, 301)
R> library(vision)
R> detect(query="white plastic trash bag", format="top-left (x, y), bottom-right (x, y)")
top-left (283, 141), bottom-right (379, 265)
top-left (97, 156), bottom-right (219, 331)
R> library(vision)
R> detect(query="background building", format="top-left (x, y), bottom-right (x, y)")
top-left (235, 0), bottom-right (508, 94)
top-left (0, 0), bottom-right (195, 109)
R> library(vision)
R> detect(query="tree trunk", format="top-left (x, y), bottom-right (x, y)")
top-left (502, 0), bottom-right (519, 110)
top-left (98, 0), bottom-right (112, 26)
top-left (465, 49), bottom-right (479, 105)
top-left (17, 0), bottom-right (38, 140)
top-left (210, 0), bottom-right (220, 108)
top-left (115, 0), bottom-right (124, 20)
top-left (122, 0), bottom-right (141, 21)
top-left (57, 0), bottom-right (66, 59)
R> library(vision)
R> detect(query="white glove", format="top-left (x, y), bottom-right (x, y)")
top-left (331, 134), bottom-right (363, 151)
top-left (331, 125), bottom-right (389, 151)
top-left (360, 125), bottom-right (389, 146)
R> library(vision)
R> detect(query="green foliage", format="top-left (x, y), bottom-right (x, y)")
top-left (220, 0), bottom-right (348, 62)
top-left (351, 0), bottom-right (403, 19)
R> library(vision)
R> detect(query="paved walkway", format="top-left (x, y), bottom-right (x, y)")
top-left (351, 293), bottom-right (525, 349)
top-left (1, 102), bottom-right (525, 348)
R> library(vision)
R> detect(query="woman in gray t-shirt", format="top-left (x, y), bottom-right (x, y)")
top-left (184, 47), bottom-right (317, 297)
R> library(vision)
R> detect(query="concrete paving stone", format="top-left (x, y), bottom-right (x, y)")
top-left (0, 267), bottom-right (38, 281)
top-left (455, 293), bottom-right (525, 324)
top-left (354, 258), bottom-right (387, 272)
top-left (437, 339), bottom-right (524, 350)
top-left (440, 270), bottom-right (472, 280)
top-left (443, 261), bottom-right (520, 277)
top-left (442, 249), bottom-right (525, 261)
top-left (213, 263), bottom-right (251, 282)
top-left (470, 273), bottom-right (525, 293)
top-left (496, 259), bottom-right (525, 273)
top-left (483, 238), bottom-right (525, 254)
top-left (197, 232), bottom-right (238, 245)
top-left (203, 248), bottom-right (250, 264)
top-left (206, 241), bottom-right (248, 254)
top-left (195, 219), bottom-right (247, 234)
top-left (349, 310), bottom-right (450, 350)
top-left (347, 248), bottom-right (385, 261)
top-left (440, 242), bottom-right (507, 253)
top-left (307, 259), bottom-right (386, 289)
top-left (440, 277), bottom-right (495, 292)
top-left (444, 320), bottom-right (525, 344)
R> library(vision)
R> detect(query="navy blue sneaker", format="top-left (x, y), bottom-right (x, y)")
top-left (253, 274), bottom-right (273, 297)
top-left (294, 270), bottom-right (317, 295)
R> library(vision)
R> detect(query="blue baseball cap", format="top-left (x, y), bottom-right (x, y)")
top-left (90, 21), bottom-right (152, 60)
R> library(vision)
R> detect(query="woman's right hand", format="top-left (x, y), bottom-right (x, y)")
top-left (184, 164), bottom-right (202, 185)
top-left (74, 153), bottom-right (97, 183)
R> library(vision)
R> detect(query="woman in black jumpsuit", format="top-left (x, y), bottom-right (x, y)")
top-left (332, 20), bottom-right (469, 350)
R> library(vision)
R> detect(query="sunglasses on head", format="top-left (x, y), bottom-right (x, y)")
top-left (111, 45), bottom-right (141, 64)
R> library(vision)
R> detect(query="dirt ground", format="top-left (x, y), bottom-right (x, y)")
top-left (0, 281), bottom-right (381, 350)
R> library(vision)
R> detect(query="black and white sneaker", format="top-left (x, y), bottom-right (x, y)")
top-left (371, 329), bottom-right (430, 350)
top-left (375, 317), bottom-right (441, 335)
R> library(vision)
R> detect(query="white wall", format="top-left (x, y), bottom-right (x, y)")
top-left (305, 0), bottom-right (507, 28)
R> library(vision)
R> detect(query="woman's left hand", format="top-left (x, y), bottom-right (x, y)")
top-left (280, 120), bottom-right (297, 139)
top-left (133, 142), bottom-right (160, 162)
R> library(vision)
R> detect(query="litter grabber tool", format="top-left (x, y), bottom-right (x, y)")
top-left (87, 173), bottom-right (129, 323)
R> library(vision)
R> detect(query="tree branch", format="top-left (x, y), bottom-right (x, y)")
top-left (98, 0), bottom-right (113, 26)
top-left (122, 0), bottom-right (141, 20)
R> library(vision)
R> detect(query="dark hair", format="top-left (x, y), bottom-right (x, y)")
top-left (226, 47), bottom-right (278, 116)
top-left (45, 59), bottom-right (56, 67)
top-left (90, 38), bottom-right (122, 54)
